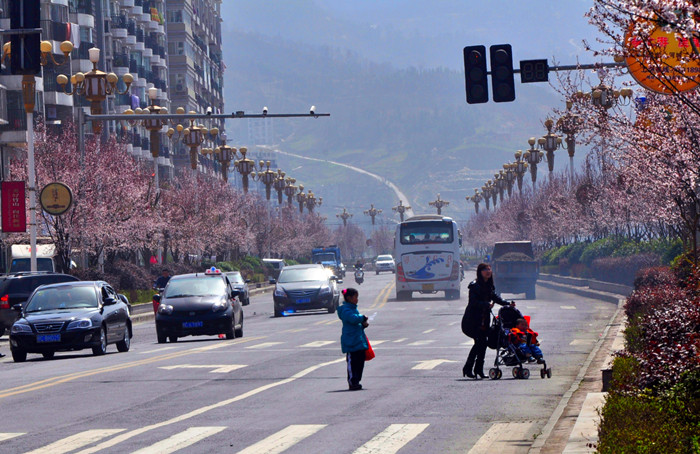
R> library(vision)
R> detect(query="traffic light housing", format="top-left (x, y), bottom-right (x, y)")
top-left (10, 0), bottom-right (41, 75)
top-left (489, 44), bottom-right (515, 102)
top-left (463, 45), bottom-right (488, 104)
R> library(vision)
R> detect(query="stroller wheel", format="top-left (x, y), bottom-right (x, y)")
top-left (496, 369), bottom-right (503, 380)
top-left (540, 368), bottom-right (546, 379)
top-left (547, 368), bottom-right (552, 378)
top-left (488, 368), bottom-right (498, 380)
top-left (512, 367), bottom-right (520, 378)
top-left (521, 368), bottom-right (530, 379)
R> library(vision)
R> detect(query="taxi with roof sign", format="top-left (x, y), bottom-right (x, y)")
top-left (154, 267), bottom-right (243, 343)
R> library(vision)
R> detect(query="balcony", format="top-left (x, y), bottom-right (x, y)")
top-left (69, 0), bottom-right (95, 15)
top-left (113, 53), bottom-right (129, 68)
top-left (127, 20), bottom-right (136, 36)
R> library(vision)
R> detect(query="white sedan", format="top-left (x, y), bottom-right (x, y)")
top-left (374, 255), bottom-right (396, 274)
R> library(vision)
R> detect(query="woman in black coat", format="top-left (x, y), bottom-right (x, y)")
top-left (461, 263), bottom-right (513, 379)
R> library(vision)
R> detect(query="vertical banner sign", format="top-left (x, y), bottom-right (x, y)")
top-left (2, 181), bottom-right (27, 232)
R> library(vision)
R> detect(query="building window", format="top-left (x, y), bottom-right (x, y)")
top-left (167, 10), bottom-right (182, 23)
top-left (168, 41), bottom-right (184, 56)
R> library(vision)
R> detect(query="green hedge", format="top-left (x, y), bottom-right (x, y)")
top-left (540, 238), bottom-right (683, 268)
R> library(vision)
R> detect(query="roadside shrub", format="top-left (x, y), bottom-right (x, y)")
top-left (581, 237), bottom-right (621, 266)
top-left (557, 257), bottom-right (571, 275)
top-left (610, 355), bottom-right (639, 393)
top-left (563, 241), bottom-right (588, 265)
top-left (633, 266), bottom-right (677, 291)
top-left (591, 253), bottom-right (660, 286)
top-left (624, 283), bottom-right (688, 323)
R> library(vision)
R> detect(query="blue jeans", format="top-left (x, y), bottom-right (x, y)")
top-left (518, 343), bottom-right (543, 358)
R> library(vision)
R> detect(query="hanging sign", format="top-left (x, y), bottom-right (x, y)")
top-left (40, 182), bottom-right (73, 216)
top-left (1, 181), bottom-right (26, 232)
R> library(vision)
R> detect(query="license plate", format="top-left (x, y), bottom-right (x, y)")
top-left (182, 321), bottom-right (203, 328)
top-left (422, 284), bottom-right (434, 291)
top-left (37, 334), bottom-right (61, 343)
top-left (296, 298), bottom-right (311, 304)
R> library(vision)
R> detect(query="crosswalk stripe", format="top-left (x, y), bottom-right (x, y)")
top-left (369, 340), bottom-right (388, 345)
top-left (468, 421), bottom-right (535, 453)
top-left (407, 340), bottom-right (435, 346)
top-left (561, 305), bottom-right (577, 310)
top-left (392, 338), bottom-right (408, 343)
top-left (24, 429), bottom-right (125, 454)
top-left (353, 424), bottom-right (429, 454)
top-left (422, 329), bottom-right (435, 334)
top-left (448, 321), bottom-right (459, 326)
top-left (245, 342), bottom-right (284, 349)
top-left (0, 433), bottom-right (24, 442)
top-left (300, 341), bottom-right (335, 348)
top-left (131, 426), bottom-right (226, 454)
top-left (237, 424), bottom-right (326, 454)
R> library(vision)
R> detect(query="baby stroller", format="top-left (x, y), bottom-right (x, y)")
top-left (486, 305), bottom-right (552, 380)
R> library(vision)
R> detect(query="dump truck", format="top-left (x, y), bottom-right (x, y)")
top-left (492, 241), bottom-right (539, 299)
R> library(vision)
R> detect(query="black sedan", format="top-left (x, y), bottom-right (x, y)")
top-left (272, 264), bottom-right (341, 317)
top-left (225, 271), bottom-right (250, 306)
top-left (154, 269), bottom-right (243, 343)
top-left (9, 281), bottom-right (132, 362)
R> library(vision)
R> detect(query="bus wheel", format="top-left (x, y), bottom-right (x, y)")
top-left (396, 291), bottom-right (412, 301)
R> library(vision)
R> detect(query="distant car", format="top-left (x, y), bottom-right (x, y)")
top-left (9, 281), bottom-right (132, 362)
top-left (226, 271), bottom-right (250, 306)
top-left (374, 254), bottom-right (396, 274)
top-left (272, 264), bottom-right (341, 317)
top-left (154, 268), bottom-right (243, 343)
top-left (0, 272), bottom-right (80, 337)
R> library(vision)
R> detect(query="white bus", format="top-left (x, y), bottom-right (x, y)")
top-left (394, 215), bottom-right (462, 300)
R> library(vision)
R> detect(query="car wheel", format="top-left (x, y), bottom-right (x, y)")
top-left (11, 349), bottom-right (27, 362)
top-left (234, 322), bottom-right (243, 339)
top-left (116, 325), bottom-right (131, 352)
top-left (327, 302), bottom-right (336, 314)
top-left (157, 331), bottom-right (167, 344)
top-left (42, 351), bottom-right (55, 359)
top-left (274, 308), bottom-right (282, 318)
top-left (244, 297), bottom-right (250, 306)
top-left (92, 326), bottom-right (107, 356)
top-left (169, 336), bottom-right (178, 343)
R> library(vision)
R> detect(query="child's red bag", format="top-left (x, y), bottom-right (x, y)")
top-left (365, 335), bottom-right (375, 361)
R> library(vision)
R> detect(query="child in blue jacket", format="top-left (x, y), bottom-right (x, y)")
top-left (337, 288), bottom-right (369, 390)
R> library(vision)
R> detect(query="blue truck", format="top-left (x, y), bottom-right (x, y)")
top-left (311, 246), bottom-right (345, 278)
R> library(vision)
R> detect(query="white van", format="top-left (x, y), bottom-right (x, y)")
top-left (9, 244), bottom-right (57, 273)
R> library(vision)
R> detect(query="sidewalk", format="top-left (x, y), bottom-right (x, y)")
top-left (529, 279), bottom-right (628, 454)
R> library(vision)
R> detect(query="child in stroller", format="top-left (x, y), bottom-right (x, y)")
top-left (486, 305), bottom-right (552, 380)
top-left (509, 318), bottom-right (544, 364)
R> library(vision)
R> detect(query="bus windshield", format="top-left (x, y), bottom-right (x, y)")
top-left (400, 221), bottom-right (454, 244)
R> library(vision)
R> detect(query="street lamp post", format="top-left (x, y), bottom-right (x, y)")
top-left (252, 161), bottom-right (278, 200)
top-left (284, 178), bottom-right (298, 207)
top-left (469, 189), bottom-right (482, 214)
top-left (513, 151), bottom-right (529, 195)
top-left (273, 170), bottom-right (287, 204)
top-left (392, 200), bottom-right (411, 222)
top-left (337, 208), bottom-right (353, 226)
top-left (481, 184), bottom-right (491, 211)
top-left (487, 180), bottom-right (498, 209)
top-left (213, 134), bottom-right (236, 182)
top-left (296, 185), bottom-right (307, 213)
top-left (523, 138), bottom-right (544, 190)
top-left (538, 118), bottom-right (562, 179)
top-left (557, 101), bottom-right (584, 184)
top-left (305, 191), bottom-right (322, 213)
top-left (233, 147), bottom-right (257, 193)
top-left (429, 194), bottom-right (449, 215)
top-left (364, 204), bottom-right (382, 225)
top-left (504, 164), bottom-right (516, 197)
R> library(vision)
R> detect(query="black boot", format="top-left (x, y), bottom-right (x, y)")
top-left (464, 350), bottom-right (476, 378)
top-left (474, 360), bottom-right (485, 379)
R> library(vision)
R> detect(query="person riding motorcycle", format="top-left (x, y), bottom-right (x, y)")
top-left (354, 261), bottom-right (364, 285)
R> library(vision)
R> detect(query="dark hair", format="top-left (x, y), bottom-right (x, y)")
top-left (476, 263), bottom-right (494, 287)
top-left (342, 287), bottom-right (358, 302)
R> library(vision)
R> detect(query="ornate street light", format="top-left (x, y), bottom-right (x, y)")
top-left (481, 184), bottom-right (491, 211)
top-left (273, 170), bottom-right (287, 204)
top-left (494, 172), bottom-right (506, 203)
top-left (575, 83), bottom-right (633, 111)
top-left (252, 161), bottom-right (278, 200)
top-left (233, 147), bottom-right (258, 193)
top-left (513, 151), bottom-right (529, 195)
top-left (392, 200), bottom-right (411, 222)
top-left (57, 47), bottom-right (134, 133)
top-left (305, 191), bottom-right (322, 213)
top-left (429, 194), bottom-right (449, 215)
top-left (523, 138), bottom-right (544, 190)
top-left (469, 189), bottom-right (482, 214)
top-left (557, 100), bottom-right (585, 184)
top-left (337, 208), bottom-right (353, 226)
top-left (284, 178), bottom-right (298, 207)
top-left (504, 163), bottom-right (516, 197)
top-left (487, 180), bottom-right (498, 209)
top-left (213, 134), bottom-right (236, 182)
top-left (538, 118), bottom-right (562, 178)
top-left (364, 204), bottom-right (382, 225)
top-left (296, 185), bottom-right (307, 213)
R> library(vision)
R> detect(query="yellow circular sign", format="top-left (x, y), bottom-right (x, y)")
top-left (625, 19), bottom-right (700, 94)
top-left (40, 182), bottom-right (73, 216)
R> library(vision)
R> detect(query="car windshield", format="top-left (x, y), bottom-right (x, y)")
top-left (226, 273), bottom-right (244, 284)
top-left (278, 268), bottom-right (328, 283)
top-left (400, 221), bottom-right (454, 244)
top-left (25, 286), bottom-right (97, 312)
top-left (165, 276), bottom-right (227, 298)
top-left (377, 255), bottom-right (393, 261)
top-left (312, 253), bottom-right (336, 262)
top-left (10, 258), bottom-right (54, 272)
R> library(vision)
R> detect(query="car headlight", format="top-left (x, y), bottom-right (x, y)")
top-left (11, 323), bottom-right (32, 334)
top-left (67, 319), bottom-right (93, 330)
top-left (319, 286), bottom-right (332, 295)
top-left (274, 287), bottom-right (286, 297)
top-left (212, 301), bottom-right (228, 312)
top-left (157, 304), bottom-right (174, 315)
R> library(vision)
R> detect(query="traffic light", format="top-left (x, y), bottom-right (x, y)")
top-left (520, 59), bottom-right (549, 83)
top-left (489, 44), bottom-right (515, 102)
top-left (10, 0), bottom-right (41, 75)
top-left (463, 45), bottom-right (488, 104)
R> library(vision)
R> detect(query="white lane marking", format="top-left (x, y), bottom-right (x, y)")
top-left (0, 433), bottom-right (24, 442)
top-left (324, 319), bottom-right (339, 325)
top-left (139, 347), bottom-right (177, 354)
top-left (412, 359), bottom-right (458, 370)
top-left (392, 338), bottom-right (408, 343)
top-left (300, 341), bottom-right (335, 348)
top-left (569, 339), bottom-right (596, 346)
top-left (424, 307), bottom-right (430, 310)
top-left (25, 429), bottom-right (125, 454)
top-left (159, 364), bottom-right (247, 373)
top-left (132, 426), bottom-right (227, 454)
top-left (448, 321), bottom-right (459, 326)
top-left (407, 340), bottom-right (435, 346)
top-left (468, 422), bottom-right (535, 453)
top-left (237, 424), bottom-right (326, 454)
top-left (284, 328), bottom-right (308, 333)
top-left (422, 329), bottom-right (435, 334)
top-left (369, 340), bottom-right (388, 345)
top-left (353, 424), bottom-right (430, 454)
top-left (461, 340), bottom-right (474, 346)
top-left (75, 358), bottom-right (345, 454)
top-left (245, 342), bottom-right (284, 349)
top-left (561, 305), bottom-right (577, 310)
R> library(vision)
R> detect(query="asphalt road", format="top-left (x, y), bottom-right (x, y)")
top-left (0, 273), bottom-right (616, 453)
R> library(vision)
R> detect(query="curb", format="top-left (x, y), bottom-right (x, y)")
top-left (129, 284), bottom-right (274, 325)
top-left (528, 280), bottom-right (627, 454)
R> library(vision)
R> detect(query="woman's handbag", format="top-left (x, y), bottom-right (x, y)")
top-left (365, 335), bottom-right (375, 361)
